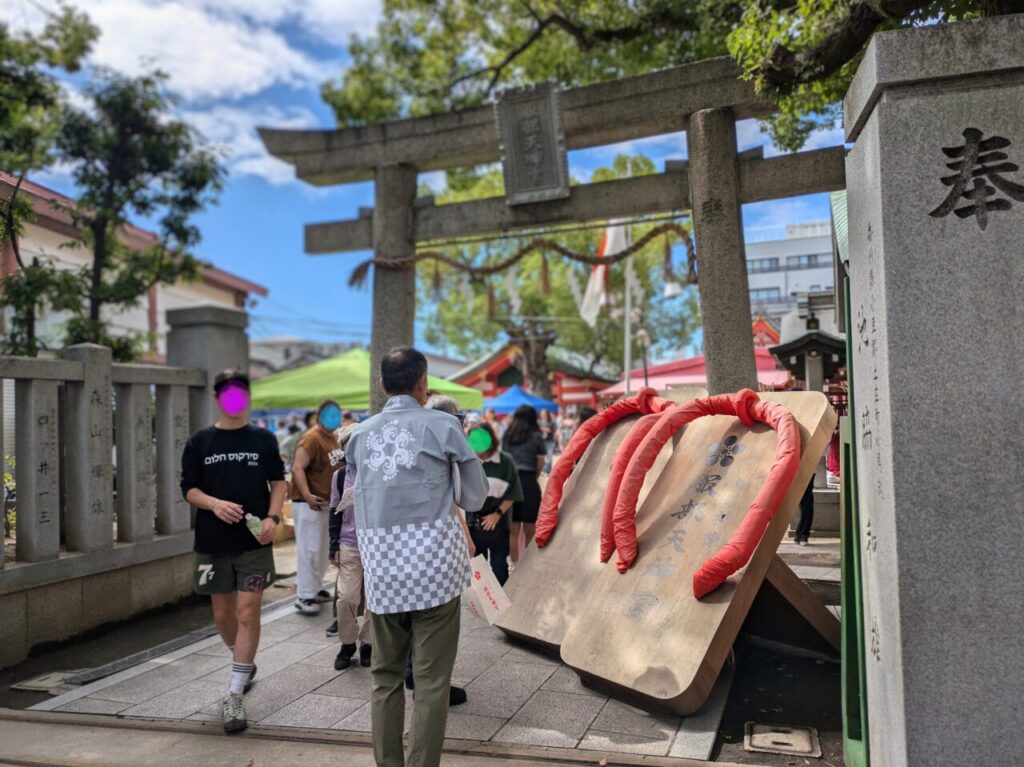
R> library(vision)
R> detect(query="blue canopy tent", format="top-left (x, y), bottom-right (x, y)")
top-left (483, 384), bottom-right (559, 415)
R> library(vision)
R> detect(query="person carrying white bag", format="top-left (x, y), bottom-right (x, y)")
top-left (464, 553), bottom-right (513, 625)
top-left (346, 349), bottom-right (488, 767)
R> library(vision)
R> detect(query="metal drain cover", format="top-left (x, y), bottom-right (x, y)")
top-left (11, 669), bottom-right (86, 694)
top-left (744, 722), bottom-right (821, 757)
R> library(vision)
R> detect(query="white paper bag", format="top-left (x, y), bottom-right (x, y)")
top-left (463, 555), bottom-right (511, 625)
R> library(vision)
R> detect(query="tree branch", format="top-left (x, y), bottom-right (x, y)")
top-left (586, 342), bottom-right (607, 379)
top-left (757, 0), bottom-right (926, 92)
top-left (451, 14), bottom-right (560, 93)
top-left (451, 5), bottom-right (710, 98)
top-left (2, 171), bottom-right (28, 269)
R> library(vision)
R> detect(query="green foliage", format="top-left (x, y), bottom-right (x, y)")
top-left (2, 27), bottom-right (223, 362)
top-left (726, 1), bottom-right (982, 151)
top-left (51, 68), bottom-right (223, 360)
top-left (417, 155), bottom-right (700, 373)
top-left (323, 1), bottom-right (739, 125)
top-left (726, 1), bottom-right (850, 151)
top-left (324, 1), bottom-right (994, 151)
top-left (0, 191), bottom-right (33, 254)
top-left (0, 3), bottom-right (97, 281)
top-left (0, 4), bottom-right (97, 174)
top-left (0, 257), bottom-right (83, 356)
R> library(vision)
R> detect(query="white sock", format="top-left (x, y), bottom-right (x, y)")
top-left (228, 662), bottom-right (254, 696)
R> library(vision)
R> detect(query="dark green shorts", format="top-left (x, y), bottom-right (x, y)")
top-left (194, 546), bottom-right (276, 595)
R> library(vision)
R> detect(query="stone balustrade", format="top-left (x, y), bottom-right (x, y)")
top-left (0, 305), bottom-right (250, 668)
top-left (0, 347), bottom-right (206, 586)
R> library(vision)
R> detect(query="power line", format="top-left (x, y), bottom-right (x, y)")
top-left (250, 313), bottom-right (371, 333)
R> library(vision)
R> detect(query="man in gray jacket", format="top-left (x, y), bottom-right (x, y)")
top-left (347, 347), bottom-right (488, 767)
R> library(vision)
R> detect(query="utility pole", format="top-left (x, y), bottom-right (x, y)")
top-left (623, 159), bottom-right (634, 395)
top-left (623, 250), bottom-right (633, 395)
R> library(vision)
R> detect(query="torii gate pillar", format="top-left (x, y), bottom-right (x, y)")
top-left (687, 108), bottom-right (757, 394)
top-left (370, 163), bottom-right (418, 413)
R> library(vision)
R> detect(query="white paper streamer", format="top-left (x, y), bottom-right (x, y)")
top-left (460, 273), bottom-right (475, 307)
top-left (505, 267), bottom-right (522, 317)
top-left (568, 266), bottom-right (584, 309)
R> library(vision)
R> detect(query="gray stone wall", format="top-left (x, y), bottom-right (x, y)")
top-left (0, 553), bottom-right (195, 669)
top-left (845, 15), bottom-right (1024, 766)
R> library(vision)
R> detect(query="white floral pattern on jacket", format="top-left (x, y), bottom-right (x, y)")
top-left (363, 420), bottom-right (416, 481)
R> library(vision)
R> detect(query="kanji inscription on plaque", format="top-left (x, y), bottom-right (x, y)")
top-left (495, 82), bottom-right (570, 206)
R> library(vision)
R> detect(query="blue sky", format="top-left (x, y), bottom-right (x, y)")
top-left (2, 0), bottom-right (842, 355)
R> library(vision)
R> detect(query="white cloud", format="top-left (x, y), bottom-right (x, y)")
top-left (58, 80), bottom-right (93, 114)
top-left (0, 0), bottom-right (372, 103)
top-left (181, 104), bottom-right (319, 185)
top-left (182, 0), bottom-right (382, 44)
top-left (803, 125), bottom-right (847, 150)
top-left (742, 196), bottom-right (830, 242)
top-left (418, 171), bottom-right (447, 194)
top-left (84, 1), bottom-right (325, 102)
top-left (31, 103), bottom-right (321, 188)
top-left (735, 118), bottom-right (768, 152)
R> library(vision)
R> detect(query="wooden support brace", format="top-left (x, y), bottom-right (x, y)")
top-left (763, 554), bottom-right (841, 652)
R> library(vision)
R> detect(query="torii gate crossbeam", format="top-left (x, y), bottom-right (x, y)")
top-left (259, 57), bottom-right (846, 411)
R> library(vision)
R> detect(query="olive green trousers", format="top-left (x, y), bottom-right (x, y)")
top-left (369, 596), bottom-right (461, 767)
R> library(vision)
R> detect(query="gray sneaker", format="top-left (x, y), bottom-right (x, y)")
top-left (222, 693), bottom-right (247, 733)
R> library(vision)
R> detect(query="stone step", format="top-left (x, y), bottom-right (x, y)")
top-left (0, 708), bottom-right (759, 767)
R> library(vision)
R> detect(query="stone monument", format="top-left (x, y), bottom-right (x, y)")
top-left (845, 14), bottom-right (1024, 766)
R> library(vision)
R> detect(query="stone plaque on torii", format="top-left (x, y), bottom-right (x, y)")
top-left (495, 82), bottom-right (571, 206)
top-left (259, 57), bottom-right (846, 714)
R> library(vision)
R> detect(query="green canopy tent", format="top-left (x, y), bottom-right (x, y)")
top-left (251, 348), bottom-right (483, 411)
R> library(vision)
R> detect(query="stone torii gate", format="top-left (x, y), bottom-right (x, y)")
top-left (260, 57), bottom-right (844, 412)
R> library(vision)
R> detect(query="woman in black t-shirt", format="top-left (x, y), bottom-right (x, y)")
top-left (502, 404), bottom-right (547, 566)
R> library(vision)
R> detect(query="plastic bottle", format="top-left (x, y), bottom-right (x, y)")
top-left (244, 513), bottom-right (262, 540)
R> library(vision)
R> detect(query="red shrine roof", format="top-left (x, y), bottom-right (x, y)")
top-left (599, 347), bottom-right (791, 397)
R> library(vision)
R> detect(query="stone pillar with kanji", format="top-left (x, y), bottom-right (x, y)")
top-left (845, 15), bottom-right (1024, 767)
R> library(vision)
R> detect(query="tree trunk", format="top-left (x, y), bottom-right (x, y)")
top-left (523, 338), bottom-right (553, 400)
top-left (88, 221), bottom-right (106, 336)
top-left (510, 321), bottom-right (555, 401)
top-left (24, 257), bottom-right (38, 356)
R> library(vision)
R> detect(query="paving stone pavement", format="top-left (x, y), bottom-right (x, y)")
top-left (34, 601), bottom-right (724, 758)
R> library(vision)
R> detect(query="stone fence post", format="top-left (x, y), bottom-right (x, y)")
top-left (64, 344), bottom-right (114, 552)
top-left (14, 379), bottom-right (59, 562)
top-left (166, 306), bottom-right (249, 431)
top-left (845, 15), bottom-right (1024, 767)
